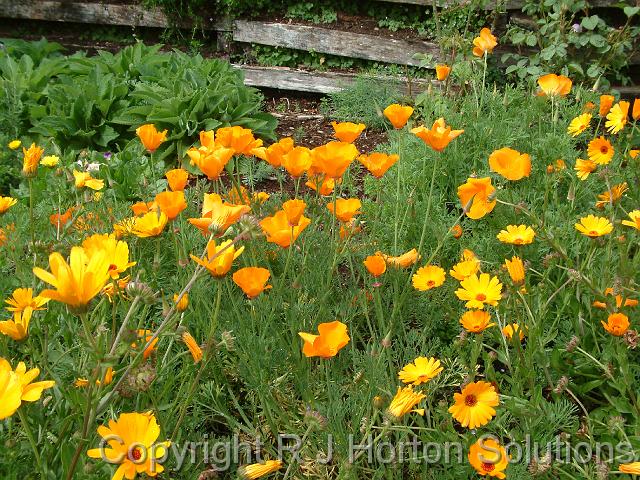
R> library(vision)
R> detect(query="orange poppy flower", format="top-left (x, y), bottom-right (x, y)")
top-left (633, 98), bottom-right (640, 121)
top-left (383, 104), bottom-right (414, 129)
top-left (331, 121), bottom-right (366, 143)
top-left (537, 74), bottom-right (572, 97)
top-left (488, 147), bottom-right (531, 181)
top-left (282, 199), bottom-right (306, 226)
top-left (187, 145), bottom-right (235, 180)
top-left (305, 176), bottom-right (336, 195)
top-left (601, 312), bottom-right (629, 336)
top-left (260, 210), bottom-right (311, 248)
top-left (311, 142), bottom-right (359, 179)
top-left (190, 239), bottom-right (244, 277)
top-left (363, 254), bottom-right (386, 277)
top-left (599, 95), bottom-right (614, 116)
top-left (339, 220), bottom-right (362, 240)
top-left (50, 207), bottom-right (75, 228)
top-left (165, 168), bottom-right (188, 191)
top-left (182, 331), bottom-right (202, 363)
top-left (232, 267), bottom-right (272, 299)
top-left (435, 64), bottom-right (451, 81)
top-left (327, 198), bottom-right (362, 223)
top-left (264, 137), bottom-right (295, 168)
top-left (377, 248), bottom-right (420, 268)
top-left (155, 191), bottom-right (187, 220)
top-left (411, 118), bottom-right (463, 152)
top-left (457, 177), bottom-right (497, 219)
top-left (215, 126), bottom-right (265, 158)
top-left (282, 146), bottom-right (313, 178)
top-left (130, 201), bottom-right (155, 216)
top-left (188, 193), bottom-right (250, 236)
top-left (299, 320), bottom-right (350, 358)
top-left (136, 124), bottom-right (167, 153)
top-left (358, 152), bottom-right (399, 178)
top-left (472, 28), bottom-right (497, 57)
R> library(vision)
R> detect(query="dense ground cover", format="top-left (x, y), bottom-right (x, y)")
top-left (0, 32), bottom-right (639, 480)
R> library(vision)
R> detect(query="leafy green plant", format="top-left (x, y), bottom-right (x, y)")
top-left (503, 0), bottom-right (640, 88)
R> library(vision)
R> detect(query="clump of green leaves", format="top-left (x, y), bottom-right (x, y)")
top-left (503, 0), bottom-right (640, 88)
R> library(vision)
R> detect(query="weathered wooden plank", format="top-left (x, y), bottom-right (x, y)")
top-left (233, 20), bottom-right (441, 67)
top-left (234, 64), bottom-right (436, 95)
top-left (0, 0), bottom-right (232, 30)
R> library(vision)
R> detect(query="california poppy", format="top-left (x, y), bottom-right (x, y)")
top-left (232, 267), bottom-right (272, 299)
top-left (331, 121), bottom-right (366, 143)
top-left (299, 320), bottom-right (350, 358)
top-left (190, 239), bottom-right (244, 277)
top-left (537, 74), bottom-right (572, 97)
top-left (358, 152), bottom-right (399, 178)
top-left (472, 28), bottom-right (497, 57)
top-left (327, 198), bottom-right (362, 223)
top-left (136, 124), bottom-right (167, 153)
top-left (155, 191), bottom-right (187, 220)
top-left (311, 142), bottom-right (359, 179)
top-left (435, 64), bottom-right (451, 81)
top-left (383, 104), bottom-right (414, 129)
top-left (457, 177), bottom-right (496, 219)
top-left (165, 168), bottom-right (188, 191)
top-left (488, 147), bottom-right (531, 181)
top-left (260, 210), bottom-right (311, 248)
top-left (411, 118), bottom-right (463, 152)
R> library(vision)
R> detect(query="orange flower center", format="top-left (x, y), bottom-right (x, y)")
top-left (475, 293), bottom-right (487, 302)
top-left (482, 462), bottom-right (496, 472)
top-left (108, 264), bottom-right (118, 271)
top-left (130, 447), bottom-right (142, 461)
top-left (427, 280), bottom-right (435, 287)
top-left (464, 394), bottom-right (478, 407)
top-left (514, 238), bottom-right (524, 245)
top-left (588, 230), bottom-right (598, 236)
top-left (600, 146), bottom-right (608, 154)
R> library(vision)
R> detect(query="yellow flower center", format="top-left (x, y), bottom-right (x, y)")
top-left (465, 394), bottom-right (478, 407)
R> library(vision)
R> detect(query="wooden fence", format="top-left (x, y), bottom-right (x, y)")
top-left (0, 0), bottom-right (633, 95)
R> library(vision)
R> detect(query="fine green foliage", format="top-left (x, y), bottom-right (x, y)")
top-left (1, 40), bottom-right (640, 480)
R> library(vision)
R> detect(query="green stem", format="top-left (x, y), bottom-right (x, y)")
top-left (18, 408), bottom-right (46, 476)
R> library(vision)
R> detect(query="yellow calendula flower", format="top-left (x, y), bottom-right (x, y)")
top-left (605, 100), bottom-right (629, 134)
top-left (82, 233), bottom-right (136, 279)
top-left (460, 310), bottom-right (495, 333)
top-left (575, 214), bottom-right (613, 238)
top-left (449, 255), bottom-right (481, 282)
top-left (132, 210), bottom-right (168, 238)
top-left (87, 411), bottom-right (170, 479)
top-left (587, 137), bottom-right (614, 165)
top-left (190, 239), bottom-right (244, 277)
top-left (32, 246), bottom-right (111, 310)
top-left (567, 113), bottom-right (591, 137)
top-left (173, 292), bottom-right (189, 312)
top-left (496, 225), bottom-right (535, 245)
top-left (621, 210), bottom-right (640, 231)
top-left (455, 273), bottom-right (503, 309)
top-left (595, 182), bottom-right (628, 209)
top-left (502, 323), bottom-right (525, 341)
top-left (22, 143), bottom-right (44, 176)
top-left (40, 155), bottom-right (60, 167)
top-left (503, 256), bottom-right (525, 284)
top-left (238, 459), bottom-right (283, 479)
top-left (574, 158), bottom-right (597, 180)
top-left (448, 381), bottom-right (499, 429)
top-left (0, 358), bottom-right (22, 420)
top-left (0, 310), bottom-right (33, 341)
top-left (5, 286), bottom-right (49, 317)
top-left (8, 139), bottom-right (21, 150)
top-left (14, 361), bottom-right (56, 402)
top-left (398, 357), bottom-right (443, 385)
top-left (0, 196), bottom-right (18, 215)
top-left (412, 265), bottom-right (446, 291)
top-left (386, 385), bottom-right (426, 420)
top-left (73, 170), bottom-right (104, 191)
